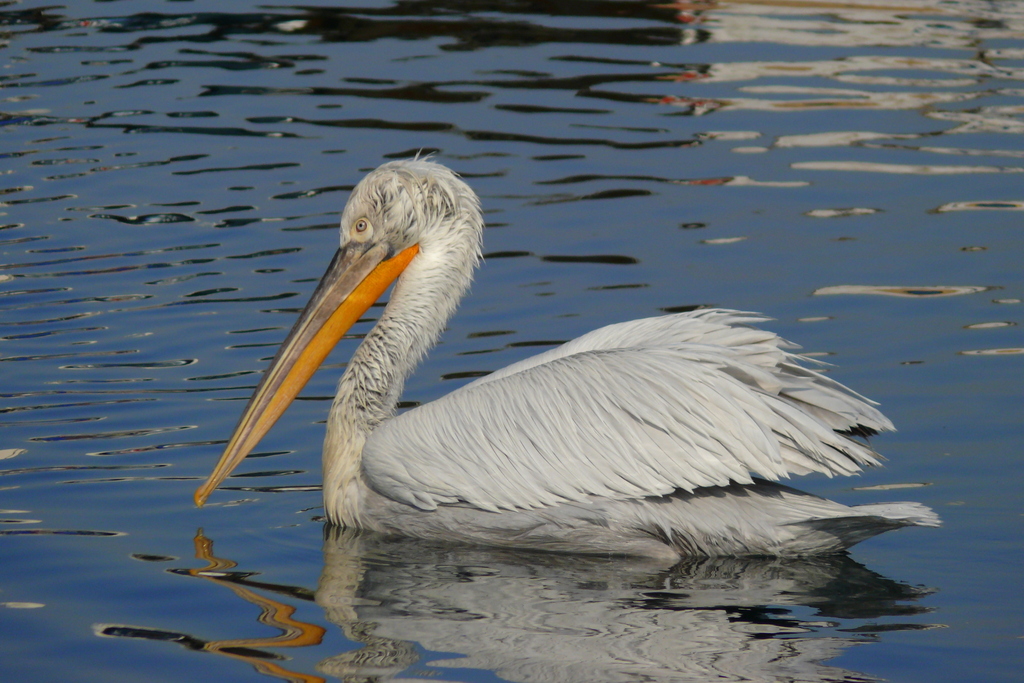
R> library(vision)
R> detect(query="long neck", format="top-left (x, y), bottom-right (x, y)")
top-left (322, 236), bottom-right (479, 526)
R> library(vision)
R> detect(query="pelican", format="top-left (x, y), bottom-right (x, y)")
top-left (195, 159), bottom-right (938, 559)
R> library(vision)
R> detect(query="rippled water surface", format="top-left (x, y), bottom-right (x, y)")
top-left (2, 1), bottom-right (1023, 681)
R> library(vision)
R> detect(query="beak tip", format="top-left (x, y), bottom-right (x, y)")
top-left (193, 487), bottom-right (209, 508)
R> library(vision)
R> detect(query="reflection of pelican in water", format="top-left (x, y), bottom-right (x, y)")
top-left (195, 159), bottom-right (938, 557)
top-left (318, 530), bottom-right (938, 683)
top-left (96, 531), bottom-right (939, 683)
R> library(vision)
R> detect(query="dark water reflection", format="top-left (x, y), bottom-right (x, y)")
top-left (2, 0), bottom-right (1023, 681)
top-left (96, 530), bottom-right (938, 683)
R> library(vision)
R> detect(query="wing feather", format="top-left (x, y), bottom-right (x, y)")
top-left (363, 310), bottom-right (890, 513)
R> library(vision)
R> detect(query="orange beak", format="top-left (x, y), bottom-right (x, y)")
top-left (194, 242), bottom-right (419, 507)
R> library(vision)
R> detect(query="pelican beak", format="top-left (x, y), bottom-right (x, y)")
top-left (194, 242), bottom-right (419, 507)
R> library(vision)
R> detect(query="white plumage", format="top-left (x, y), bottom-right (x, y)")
top-left (367, 310), bottom-right (889, 513)
top-left (196, 159), bottom-right (938, 557)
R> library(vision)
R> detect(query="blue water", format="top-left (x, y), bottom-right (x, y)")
top-left (1, 1), bottom-right (1022, 681)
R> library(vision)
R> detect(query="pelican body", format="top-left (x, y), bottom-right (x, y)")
top-left (195, 160), bottom-right (938, 559)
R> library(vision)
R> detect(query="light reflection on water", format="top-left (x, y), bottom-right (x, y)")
top-left (1, 1), bottom-right (1022, 682)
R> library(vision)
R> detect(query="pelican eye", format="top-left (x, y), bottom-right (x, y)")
top-left (352, 218), bottom-right (373, 241)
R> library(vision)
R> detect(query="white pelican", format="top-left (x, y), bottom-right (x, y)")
top-left (195, 159), bottom-right (938, 558)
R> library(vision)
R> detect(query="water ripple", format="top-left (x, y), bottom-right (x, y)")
top-left (937, 200), bottom-right (1024, 212)
top-left (0, 243), bottom-right (217, 272)
top-left (959, 348), bottom-right (1024, 356)
top-left (60, 359), bottom-right (196, 370)
top-left (173, 162), bottom-right (299, 175)
top-left (0, 350), bottom-right (138, 363)
top-left (793, 161), bottom-right (1023, 174)
top-left (28, 425), bottom-right (194, 442)
top-left (221, 81), bottom-right (454, 102)
top-left (0, 529), bottom-right (124, 537)
top-left (814, 285), bottom-right (992, 297)
top-left (0, 464), bottom-right (168, 477)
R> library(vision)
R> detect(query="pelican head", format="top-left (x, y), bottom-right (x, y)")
top-left (195, 160), bottom-right (483, 506)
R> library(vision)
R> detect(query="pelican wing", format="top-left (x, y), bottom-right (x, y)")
top-left (362, 310), bottom-right (893, 513)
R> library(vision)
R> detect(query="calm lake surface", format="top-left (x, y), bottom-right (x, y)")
top-left (1, 1), bottom-right (1022, 681)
